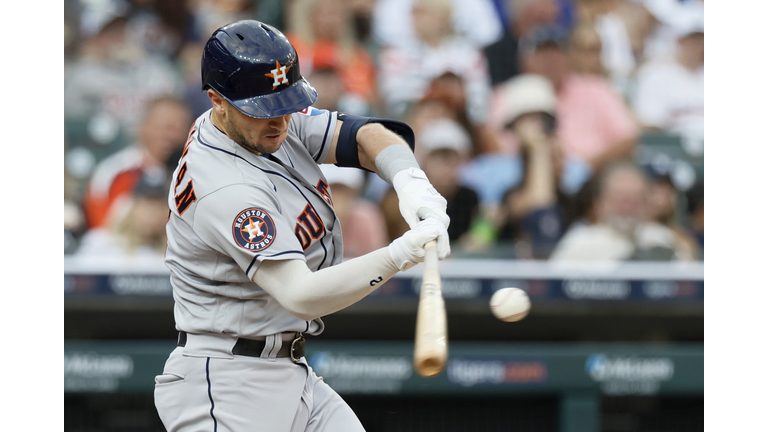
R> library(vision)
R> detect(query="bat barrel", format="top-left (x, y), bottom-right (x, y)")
top-left (415, 356), bottom-right (445, 378)
top-left (414, 240), bottom-right (448, 378)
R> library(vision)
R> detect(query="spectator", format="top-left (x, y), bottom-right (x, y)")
top-left (64, 15), bottom-right (183, 146)
top-left (191, 0), bottom-right (256, 41)
top-left (81, 95), bottom-right (192, 229)
top-left (567, 22), bottom-right (607, 77)
top-left (402, 96), bottom-right (455, 142)
top-left (319, 165), bottom-right (388, 260)
top-left (641, 0), bottom-right (703, 64)
top-left (468, 73), bottom-right (591, 215)
top-left (412, 72), bottom-right (503, 155)
top-left (377, 0), bottom-right (493, 124)
top-left (630, 15), bottom-right (704, 147)
top-left (347, 0), bottom-right (381, 59)
top-left (492, 75), bottom-right (590, 259)
top-left (549, 161), bottom-right (696, 261)
top-left (75, 172), bottom-right (170, 263)
top-left (575, 0), bottom-right (638, 96)
top-left (286, 0), bottom-right (378, 106)
top-left (381, 118), bottom-right (480, 246)
top-left (484, 0), bottom-right (568, 87)
top-left (518, 24), bottom-right (640, 173)
top-left (645, 168), bottom-right (701, 260)
top-left (126, 0), bottom-right (193, 58)
top-left (372, 0), bottom-right (504, 50)
top-left (307, 67), bottom-right (370, 116)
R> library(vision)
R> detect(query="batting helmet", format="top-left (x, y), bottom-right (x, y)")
top-left (201, 20), bottom-right (318, 118)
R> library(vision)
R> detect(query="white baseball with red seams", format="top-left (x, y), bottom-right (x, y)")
top-left (490, 288), bottom-right (531, 322)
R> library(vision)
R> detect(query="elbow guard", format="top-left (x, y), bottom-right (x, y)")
top-left (335, 113), bottom-right (415, 170)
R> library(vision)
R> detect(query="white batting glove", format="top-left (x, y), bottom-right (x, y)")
top-left (388, 218), bottom-right (451, 271)
top-left (392, 168), bottom-right (450, 230)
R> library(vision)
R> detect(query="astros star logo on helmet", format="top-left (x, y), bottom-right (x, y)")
top-left (265, 61), bottom-right (291, 90)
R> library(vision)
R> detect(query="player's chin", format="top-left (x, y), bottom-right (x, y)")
top-left (260, 133), bottom-right (286, 150)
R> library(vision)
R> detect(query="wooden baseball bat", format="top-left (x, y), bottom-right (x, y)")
top-left (413, 240), bottom-right (448, 378)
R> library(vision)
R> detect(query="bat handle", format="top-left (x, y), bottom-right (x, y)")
top-left (423, 240), bottom-right (438, 269)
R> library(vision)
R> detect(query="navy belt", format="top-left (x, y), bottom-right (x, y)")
top-left (177, 332), bottom-right (305, 362)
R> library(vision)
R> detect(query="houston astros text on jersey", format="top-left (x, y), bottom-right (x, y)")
top-left (153, 20), bottom-right (451, 432)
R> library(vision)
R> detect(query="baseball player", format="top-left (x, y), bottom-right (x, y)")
top-left (154, 20), bottom-right (451, 432)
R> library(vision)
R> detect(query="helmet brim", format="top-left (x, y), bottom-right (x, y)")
top-left (225, 78), bottom-right (318, 119)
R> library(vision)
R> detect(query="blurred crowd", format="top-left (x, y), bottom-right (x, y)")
top-left (64, 0), bottom-right (704, 263)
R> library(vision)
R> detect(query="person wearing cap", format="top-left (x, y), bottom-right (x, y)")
top-left (630, 12), bottom-right (704, 145)
top-left (512, 24), bottom-right (640, 173)
top-left (489, 74), bottom-right (592, 258)
top-left (483, 0), bottom-right (568, 87)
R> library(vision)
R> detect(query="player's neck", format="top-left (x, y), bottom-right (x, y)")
top-left (210, 109), bottom-right (226, 135)
top-left (210, 110), bottom-right (243, 150)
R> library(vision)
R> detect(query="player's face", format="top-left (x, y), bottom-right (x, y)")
top-left (223, 103), bottom-right (292, 155)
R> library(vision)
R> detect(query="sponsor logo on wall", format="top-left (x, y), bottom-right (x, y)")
top-left (585, 354), bottom-right (674, 395)
top-left (563, 280), bottom-right (632, 300)
top-left (64, 352), bottom-right (134, 392)
top-left (309, 352), bottom-right (412, 394)
top-left (411, 278), bottom-right (483, 299)
top-left (447, 359), bottom-right (548, 387)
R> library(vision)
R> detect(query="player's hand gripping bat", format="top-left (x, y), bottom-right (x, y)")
top-left (413, 240), bottom-right (448, 378)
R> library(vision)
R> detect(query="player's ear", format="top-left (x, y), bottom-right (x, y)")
top-left (207, 89), bottom-right (227, 117)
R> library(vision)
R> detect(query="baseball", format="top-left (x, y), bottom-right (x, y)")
top-left (490, 288), bottom-right (531, 322)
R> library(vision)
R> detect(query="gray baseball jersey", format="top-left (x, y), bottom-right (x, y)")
top-left (164, 106), bottom-right (345, 339)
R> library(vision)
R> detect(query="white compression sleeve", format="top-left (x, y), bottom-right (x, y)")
top-left (252, 248), bottom-right (400, 321)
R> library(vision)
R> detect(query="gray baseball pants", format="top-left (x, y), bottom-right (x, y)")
top-left (154, 333), bottom-right (365, 432)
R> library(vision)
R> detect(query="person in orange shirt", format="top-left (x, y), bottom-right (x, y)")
top-left (81, 96), bottom-right (192, 229)
top-left (285, 0), bottom-right (378, 105)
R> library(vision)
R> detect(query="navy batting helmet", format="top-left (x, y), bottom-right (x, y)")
top-left (201, 20), bottom-right (318, 118)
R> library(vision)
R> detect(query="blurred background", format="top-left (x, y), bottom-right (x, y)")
top-left (63, 0), bottom-right (704, 430)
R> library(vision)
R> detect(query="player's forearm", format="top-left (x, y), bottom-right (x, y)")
top-left (356, 122), bottom-right (415, 175)
top-left (252, 248), bottom-right (400, 321)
